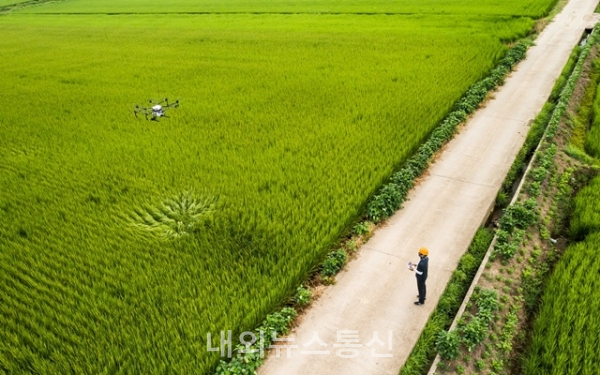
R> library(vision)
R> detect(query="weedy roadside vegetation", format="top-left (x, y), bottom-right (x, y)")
top-left (521, 42), bottom-right (600, 375)
top-left (430, 24), bottom-right (600, 375)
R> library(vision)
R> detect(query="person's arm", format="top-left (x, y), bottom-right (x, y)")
top-left (414, 261), bottom-right (424, 275)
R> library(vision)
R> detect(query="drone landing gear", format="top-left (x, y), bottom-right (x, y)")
top-left (150, 114), bottom-right (169, 122)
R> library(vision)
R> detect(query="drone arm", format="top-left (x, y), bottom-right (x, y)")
top-left (150, 98), bottom-right (169, 106)
top-left (164, 100), bottom-right (179, 108)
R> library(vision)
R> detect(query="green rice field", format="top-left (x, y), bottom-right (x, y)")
top-left (585, 81), bottom-right (600, 156)
top-left (17, 0), bottom-right (555, 16)
top-left (0, 0), bottom-right (28, 7)
top-left (522, 67), bottom-right (600, 375)
top-left (570, 175), bottom-right (600, 239)
top-left (522, 230), bottom-right (600, 375)
top-left (0, 0), bottom-right (556, 373)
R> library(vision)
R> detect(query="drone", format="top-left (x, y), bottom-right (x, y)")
top-left (134, 98), bottom-right (179, 121)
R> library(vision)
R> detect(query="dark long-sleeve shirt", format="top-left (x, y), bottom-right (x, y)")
top-left (415, 256), bottom-right (428, 281)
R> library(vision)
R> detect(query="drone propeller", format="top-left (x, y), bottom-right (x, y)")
top-left (164, 99), bottom-right (180, 108)
top-left (150, 97), bottom-right (169, 106)
top-left (133, 104), bottom-right (154, 120)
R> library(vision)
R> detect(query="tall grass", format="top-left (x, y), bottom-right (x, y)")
top-left (0, 9), bottom-right (539, 375)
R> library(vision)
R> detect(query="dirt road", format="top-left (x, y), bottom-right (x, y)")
top-left (259, 1), bottom-right (599, 374)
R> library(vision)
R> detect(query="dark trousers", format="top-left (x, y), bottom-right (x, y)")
top-left (417, 278), bottom-right (427, 303)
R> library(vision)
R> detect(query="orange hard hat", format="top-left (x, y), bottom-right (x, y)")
top-left (418, 247), bottom-right (429, 256)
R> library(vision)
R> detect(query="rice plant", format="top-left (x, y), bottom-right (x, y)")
top-left (17, 0), bottom-right (557, 18)
top-left (522, 233), bottom-right (600, 375)
top-left (570, 176), bottom-right (600, 239)
top-left (0, 1), bottom-right (550, 373)
top-left (128, 191), bottom-right (217, 239)
top-left (585, 82), bottom-right (600, 157)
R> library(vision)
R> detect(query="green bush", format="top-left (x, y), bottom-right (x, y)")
top-left (214, 307), bottom-right (297, 375)
top-left (490, 359), bottom-right (504, 372)
top-left (436, 283), bottom-right (463, 316)
top-left (476, 289), bottom-right (500, 321)
top-left (459, 317), bottom-right (488, 352)
top-left (502, 199), bottom-right (538, 229)
top-left (293, 285), bottom-right (312, 307)
top-left (458, 253), bottom-right (478, 276)
top-left (494, 199), bottom-right (537, 259)
top-left (321, 249), bottom-right (348, 277)
top-left (353, 221), bottom-right (370, 236)
top-left (475, 359), bottom-right (486, 371)
top-left (436, 330), bottom-right (461, 360)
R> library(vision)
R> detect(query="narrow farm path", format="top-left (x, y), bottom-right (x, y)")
top-left (259, 1), bottom-right (600, 374)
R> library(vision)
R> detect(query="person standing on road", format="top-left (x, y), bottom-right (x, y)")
top-left (409, 247), bottom-right (429, 305)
